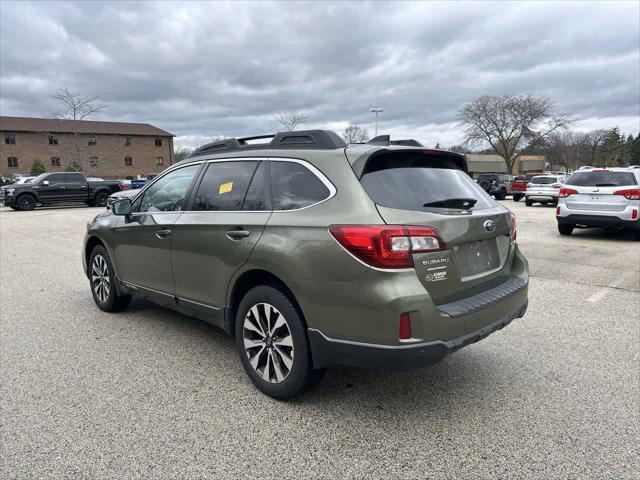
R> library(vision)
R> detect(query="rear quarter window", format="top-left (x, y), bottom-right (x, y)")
top-left (566, 171), bottom-right (638, 187)
top-left (270, 161), bottom-right (330, 210)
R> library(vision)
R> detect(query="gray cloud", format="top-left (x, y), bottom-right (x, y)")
top-left (1, 0), bottom-right (638, 148)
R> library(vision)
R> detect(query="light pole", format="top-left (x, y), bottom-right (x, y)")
top-left (369, 108), bottom-right (384, 136)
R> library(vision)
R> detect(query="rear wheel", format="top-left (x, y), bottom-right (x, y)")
top-left (558, 223), bottom-right (574, 236)
top-left (494, 190), bottom-right (506, 200)
top-left (89, 245), bottom-right (131, 312)
top-left (235, 285), bottom-right (323, 400)
top-left (94, 191), bottom-right (109, 207)
top-left (525, 198), bottom-right (533, 207)
top-left (16, 194), bottom-right (36, 211)
top-left (513, 194), bottom-right (522, 202)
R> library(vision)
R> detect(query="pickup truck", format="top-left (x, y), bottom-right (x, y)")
top-left (0, 172), bottom-right (121, 210)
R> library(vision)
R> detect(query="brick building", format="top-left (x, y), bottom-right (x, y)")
top-left (0, 116), bottom-right (174, 179)
top-left (466, 154), bottom-right (547, 177)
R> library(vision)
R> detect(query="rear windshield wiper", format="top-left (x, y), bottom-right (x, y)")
top-left (423, 198), bottom-right (477, 210)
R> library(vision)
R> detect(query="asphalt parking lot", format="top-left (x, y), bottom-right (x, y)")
top-left (1, 201), bottom-right (638, 479)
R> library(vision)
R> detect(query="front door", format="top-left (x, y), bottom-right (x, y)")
top-left (171, 160), bottom-right (271, 317)
top-left (113, 164), bottom-right (202, 301)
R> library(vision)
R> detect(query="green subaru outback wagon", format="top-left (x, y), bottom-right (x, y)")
top-left (83, 130), bottom-right (528, 399)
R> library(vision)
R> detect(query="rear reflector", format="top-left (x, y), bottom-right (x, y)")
top-left (399, 312), bottom-right (412, 340)
top-left (556, 206), bottom-right (561, 215)
top-left (632, 209), bottom-right (638, 220)
top-left (329, 225), bottom-right (445, 269)
top-left (559, 188), bottom-right (578, 198)
top-left (613, 189), bottom-right (640, 200)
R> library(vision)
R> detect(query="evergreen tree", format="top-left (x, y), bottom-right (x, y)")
top-left (597, 127), bottom-right (625, 166)
top-left (30, 159), bottom-right (46, 174)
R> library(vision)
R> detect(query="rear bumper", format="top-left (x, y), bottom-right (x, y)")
top-left (557, 214), bottom-right (640, 230)
top-left (308, 300), bottom-right (528, 369)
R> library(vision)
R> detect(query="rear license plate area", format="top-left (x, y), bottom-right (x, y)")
top-left (454, 239), bottom-right (502, 279)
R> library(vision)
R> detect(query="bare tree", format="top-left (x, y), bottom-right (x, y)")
top-left (274, 112), bottom-right (309, 131)
top-left (457, 95), bottom-right (570, 174)
top-left (50, 88), bottom-right (107, 172)
top-left (582, 129), bottom-right (607, 164)
top-left (342, 125), bottom-right (370, 143)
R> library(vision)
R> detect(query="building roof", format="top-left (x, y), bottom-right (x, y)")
top-left (0, 116), bottom-right (174, 137)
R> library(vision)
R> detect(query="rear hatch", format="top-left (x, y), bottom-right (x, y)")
top-left (354, 149), bottom-right (516, 305)
top-left (526, 176), bottom-right (563, 196)
top-left (563, 170), bottom-right (638, 212)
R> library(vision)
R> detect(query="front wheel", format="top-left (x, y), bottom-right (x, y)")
top-left (235, 285), bottom-right (323, 400)
top-left (16, 194), bottom-right (36, 211)
top-left (89, 245), bottom-right (131, 312)
top-left (525, 198), bottom-right (533, 207)
top-left (558, 223), bottom-right (574, 236)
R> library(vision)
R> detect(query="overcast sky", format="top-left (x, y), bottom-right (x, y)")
top-left (1, 0), bottom-right (638, 149)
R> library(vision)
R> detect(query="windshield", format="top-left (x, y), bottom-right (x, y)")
top-left (566, 171), bottom-right (637, 187)
top-left (361, 164), bottom-right (497, 211)
top-left (531, 176), bottom-right (560, 185)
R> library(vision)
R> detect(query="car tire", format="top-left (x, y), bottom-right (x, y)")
top-left (513, 194), bottom-right (522, 202)
top-left (558, 223), bottom-right (574, 236)
top-left (94, 191), bottom-right (109, 207)
top-left (235, 285), bottom-right (323, 400)
top-left (478, 180), bottom-right (490, 191)
top-left (541, 201), bottom-right (549, 206)
top-left (16, 194), bottom-right (37, 211)
top-left (525, 198), bottom-right (533, 207)
top-left (494, 190), bottom-right (506, 200)
top-left (88, 245), bottom-right (131, 312)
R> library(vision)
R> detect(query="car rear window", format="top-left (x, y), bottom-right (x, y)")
top-left (360, 154), bottom-right (497, 211)
top-left (566, 171), bottom-right (637, 187)
top-left (530, 176), bottom-right (559, 184)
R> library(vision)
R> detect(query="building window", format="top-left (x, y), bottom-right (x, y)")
top-left (7, 157), bottom-right (18, 168)
top-left (48, 135), bottom-right (58, 145)
top-left (88, 137), bottom-right (97, 146)
top-left (155, 138), bottom-right (162, 147)
top-left (155, 157), bottom-right (164, 166)
top-left (4, 134), bottom-right (15, 145)
top-left (89, 157), bottom-right (98, 167)
top-left (124, 156), bottom-right (133, 167)
top-left (123, 136), bottom-right (131, 146)
top-left (50, 157), bottom-right (61, 167)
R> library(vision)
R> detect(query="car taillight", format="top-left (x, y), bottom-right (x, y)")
top-left (613, 189), bottom-right (640, 200)
top-left (509, 212), bottom-right (517, 241)
top-left (559, 188), bottom-right (578, 198)
top-left (329, 225), bottom-right (445, 269)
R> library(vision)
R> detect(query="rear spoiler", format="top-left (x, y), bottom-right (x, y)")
top-left (350, 148), bottom-right (468, 178)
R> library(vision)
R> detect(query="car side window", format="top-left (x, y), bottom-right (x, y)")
top-left (192, 161), bottom-right (258, 211)
top-left (270, 161), bottom-right (330, 210)
top-left (138, 165), bottom-right (200, 213)
top-left (66, 173), bottom-right (85, 184)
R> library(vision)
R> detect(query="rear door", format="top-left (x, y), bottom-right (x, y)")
top-left (358, 151), bottom-right (515, 305)
top-left (171, 159), bottom-right (271, 314)
top-left (564, 170), bottom-right (638, 212)
top-left (65, 172), bottom-right (89, 201)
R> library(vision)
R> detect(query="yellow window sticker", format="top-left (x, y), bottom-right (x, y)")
top-left (219, 181), bottom-right (233, 194)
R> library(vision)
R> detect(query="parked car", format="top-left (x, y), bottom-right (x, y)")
top-left (476, 173), bottom-right (513, 200)
top-left (524, 175), bottom-right (567, 206)
top-left (511, 174), bottom-right (541, 202)
top-left (0, 172), bottom-right (121, 210)
top-left (83, 130), bottom-right (529, 399)
top-left (556, 167), bottom-right (640, 239)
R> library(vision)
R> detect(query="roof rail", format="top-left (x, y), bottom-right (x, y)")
top-left (366, 135), bottom-right (424, 147)
top-left (190, 129), bottom-right (347, 157)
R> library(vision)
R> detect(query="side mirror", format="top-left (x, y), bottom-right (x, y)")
top-left (42, 180), bottom-right (50, 186)
top-left (112, 198), bottom-right (133, 216)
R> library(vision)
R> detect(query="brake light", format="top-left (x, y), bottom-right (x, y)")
top-left (399, 312), bottom-right (412, 340)
top-left (613, 189), bottom-right (640, 200)
top-left (329, 225), bottom-right (445, 269)
top-left (509, 212), bottom-right (517, 241)
top-left (559, 188), bottom-right (578, 198)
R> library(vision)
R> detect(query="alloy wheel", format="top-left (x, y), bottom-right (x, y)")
top-left (91, 254), bottom-right (110, 303)
top-left (243, 302), bottom-right (294, 383)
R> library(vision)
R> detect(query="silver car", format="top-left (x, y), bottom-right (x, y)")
top-left (556, 167), bottom-right (640, 239)
top-left (525, 175), bottom-right (567, 206)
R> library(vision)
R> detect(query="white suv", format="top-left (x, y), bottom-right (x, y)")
top-left (525, 175), bottom-right (567, 207)
top-left (556, 167), bottom-right (640, 239)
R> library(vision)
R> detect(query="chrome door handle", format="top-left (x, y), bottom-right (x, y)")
top-left (226, 230), bottom-right (250, 239)
top-left (155, 229), bottom-right (172, 239)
